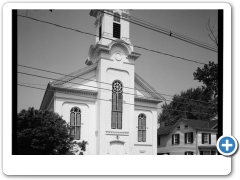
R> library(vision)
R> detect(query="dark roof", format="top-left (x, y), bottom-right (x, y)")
top-left (209, 119), bottom-right (218, 129)
top-left (184, 119), bottom-right (218, 130)
top-left (157, 119), bottom-right (218, 135)
top-left (157, 125), bottom-right (173, 135)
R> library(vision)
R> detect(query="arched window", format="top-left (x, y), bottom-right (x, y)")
top-left (113, 13), bottom-right (121, 39)
top-left (111, 80), bottom-right (123, 129)
top-left (70, 107), bottom-right (81, 140)
top-left (138, 114), bottom-right (146, 142)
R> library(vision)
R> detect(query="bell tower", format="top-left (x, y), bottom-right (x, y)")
top-left (88, 9), bottom-right (141, 155)
top-left (90, 9), bottom-right (132, 47)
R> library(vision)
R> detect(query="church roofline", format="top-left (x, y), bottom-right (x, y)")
top-left (50, 63), bottom-right (98, 86)
top-left (134, 96), bottom-right (163, 104)
top-left (135, 73), bottom-right (166, 101)
top-left (40, 83), bottom-right (54, 110)
top-left (51, 86), bottom-right (98, 97)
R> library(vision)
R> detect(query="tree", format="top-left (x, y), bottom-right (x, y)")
top-left (158, 87), bottom-right (217, 125)
top-left (206, 18), bottom-right (218, 47)
top-left (17, 107), bottom-right (86, 155)
top-left (158, 60), bottom-right (218, 125)
top-left (193, 61), bottom-right (218, 99)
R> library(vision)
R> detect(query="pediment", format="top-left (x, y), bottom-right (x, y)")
top-left (134, 73), bottom-right (165, 101)
top-left (50, 63), bottom-right (98, 92)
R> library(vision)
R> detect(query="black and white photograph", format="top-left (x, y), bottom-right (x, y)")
top-left (3, 1), bottom-right (237, 176)
top-left (16, 8), bottom-right (220, 155)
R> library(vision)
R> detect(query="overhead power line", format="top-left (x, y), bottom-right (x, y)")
top-left (18, 14), bottom-right (208, 65)
top-left (18, 64), bottom-right (217, 106)
top-left (99, 10), bottom-right (218, 53)
top-left (17, 71), bottom-right (204, 107)
top-left (18, 83), bottom-right (216, 116)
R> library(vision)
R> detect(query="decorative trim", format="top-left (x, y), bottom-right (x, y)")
top-left (103, 58), bottom-right (114, 62)
top-left (98, 49), bottom-right (110, 55)
top-left (123, 62), bottom-right (134, 65)
top-left (135, 97), bottom-right (161, 104)
top-left (51, 64), bottom-right (97, 86)
top-left (109, 140), bottom-right (125, 144)
top-left (111, 43), bottom-right (129, 55)
top-left (122, 12), bottom-right (130, 19)
top-left (52, 86), bottom-right (98, 97)
top-left (105, 131), bottom-right (129, 136)
top-left (134, 144), bottom-right (152, 146)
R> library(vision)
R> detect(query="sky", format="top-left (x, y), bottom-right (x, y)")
top-left (17, 9), bottom-right (218, 114)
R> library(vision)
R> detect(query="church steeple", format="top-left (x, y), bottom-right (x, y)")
top-left (90, 9), bottom-right (131, 46)
top-left (86, 9), bottom-right (140, 65)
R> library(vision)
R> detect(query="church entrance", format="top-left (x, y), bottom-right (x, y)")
top-left (109, 141), bottom-right (125, 155)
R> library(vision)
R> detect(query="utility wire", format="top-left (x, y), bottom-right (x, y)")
top-left (18, 71), bottom-right (209, 107)
top-left (17, 14), bottom-right (208, 65)
top-left (18, 82), bottom-right (47, 86)
top-left (130, 15), bottom-right (217, 49)
top-left (18, 64), bottom-right (217, 106)
top-left (99, 10), bottom-right (218, 52)
top-left (18, 83), bottom-right (216, 116)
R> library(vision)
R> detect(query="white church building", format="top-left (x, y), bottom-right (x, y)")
top-left (40, 9), bottom-right (164, 155)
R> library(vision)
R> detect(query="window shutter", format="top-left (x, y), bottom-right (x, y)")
top-left (111, 112), bottom-right (116, 129)
top-left (177, 134), bottom-right (180, 144)
top-left (202, 133), bottom-right (204, 144)
top-left (209, 133), bottom-right (211, 144)
top-left (70, 112), bottom-right (75, 126)
top-left (118, 94), bottom-right (122, 111)
top-left (172, 134), bottom-right (174, 144)
top-left (112, 93), bottom-right (117, 111)
top-left (76, 113), bottom-right (81, 126)
top-left (191, 132), bottom-right (193, 143)
top-left (138, 130), bottom-right (142, 142)
top-left (184, 133), bottom-right (187, 143)
top-left (76, 127), bottom-right (80, 140)
top-left (138, 119), bottom-right (142, 130)
top-left (113, 23), bottom-right (121, 39)
top-left (143, 119), bottom-right (146, 130)
top-left (117, 112), bottom-right (122, 129)
top-left (142, 130), bottom-right (146, 142)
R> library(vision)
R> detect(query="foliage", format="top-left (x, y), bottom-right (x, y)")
top-left (158, 87), bottom-right (217, 125)
top-left (193, 61), bottom-right (218, 99)
top-left (17, 107), bottom-right (87, 155)
top-left (206, 18), bottom-right (218, 47)
top-left (159, 60), bottom-right (218, 125)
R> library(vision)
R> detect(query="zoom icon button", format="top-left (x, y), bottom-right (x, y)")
top-left (217, 135), bottom-right (238, 156)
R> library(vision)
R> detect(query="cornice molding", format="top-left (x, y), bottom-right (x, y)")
top-left (51, 86), bottom-right (98, 98)
top-left (135, 97), bottom-right (161, 105)
top-left (105, 131), bottom-right (129, 136)
top-left (134, 144), bottom-right (152, 146)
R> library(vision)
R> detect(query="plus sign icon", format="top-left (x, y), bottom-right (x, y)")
top-left (217, 135), bottom-right (238, 156)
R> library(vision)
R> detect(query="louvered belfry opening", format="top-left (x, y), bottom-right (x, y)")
top-left (70, 107), bottom-right (81, 140)
top-left (113, 23), bottom-right (121, 39)
top-left (111, 80), bottom-right (123, 129)
top-left (113, 13), bottom-right (121, 39)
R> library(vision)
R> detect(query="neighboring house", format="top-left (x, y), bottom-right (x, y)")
top-left (40, 9), bottom-right (165, 155)
top-left (157, 119), bottom-right (218, 155)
